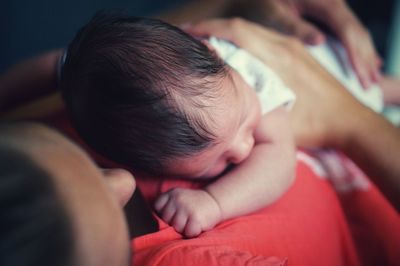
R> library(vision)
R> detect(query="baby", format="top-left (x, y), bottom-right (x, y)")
top-left (60, 14), bottom-right (297, 238)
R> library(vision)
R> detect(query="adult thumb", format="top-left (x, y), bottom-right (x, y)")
top-left (289, 18), bottom-right (326, 45)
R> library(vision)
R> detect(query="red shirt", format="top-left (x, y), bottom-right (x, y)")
top-left (133, 161), bottom-right (400, 266)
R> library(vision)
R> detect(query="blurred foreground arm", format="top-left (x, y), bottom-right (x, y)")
top-left (188, 18), bottom-right (400, 210)
top-left (0, 50), bottom-right (62, 114)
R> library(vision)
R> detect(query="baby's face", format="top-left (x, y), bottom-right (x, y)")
top-left (167, 69), bottom-right (262, 179)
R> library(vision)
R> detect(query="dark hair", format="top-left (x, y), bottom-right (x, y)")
top-left (61, 13), bottom-right (228, 175)
top-left (0, 145), bottom-right (75, 266)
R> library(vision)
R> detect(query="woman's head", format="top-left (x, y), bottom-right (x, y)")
top-left (0, 139), bottom-right (74, 266)
top-left (0, 123), bottom-right (135, 266)
top-left (61, 13), bottom-right (231, 176)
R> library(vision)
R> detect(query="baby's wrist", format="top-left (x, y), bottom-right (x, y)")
top-left (202, 188), bottom-right (224, 221)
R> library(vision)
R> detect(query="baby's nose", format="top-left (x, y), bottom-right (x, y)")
top-left (228, 137), bottom-right (255, 164)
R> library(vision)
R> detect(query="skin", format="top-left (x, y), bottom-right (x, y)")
top-left (159, 0), bottom-right (382, 90)
top-left (1, 124), bottom-right (136, 266)
top-left (188, 18), bottom-right (400, 211)
top-left (154, 64), bottom-right (296, 238)
top-left (0, 16), bottom-right (399, 262)
top-left (226, 0), bottom-right (382, 89)
top-left (379, 76), bottom-right (400, 105)
top-left (165, 68), bottom-right (262, 179)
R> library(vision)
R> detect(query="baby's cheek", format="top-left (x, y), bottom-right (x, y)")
top-left (203, 161), bottom-right (228, 178)
top-left (253, 106), bottom-right (262, 127)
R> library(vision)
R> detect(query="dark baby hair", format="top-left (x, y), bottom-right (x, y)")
top-left (0, 144), bottom-right (75, 266)
top-left (61, 12), bottom-right (228, 175)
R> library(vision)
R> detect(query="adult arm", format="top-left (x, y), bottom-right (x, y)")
top-left (188, 18), bottom-right (400, 210)
top-left (0, 49), bottom-right (63, 114)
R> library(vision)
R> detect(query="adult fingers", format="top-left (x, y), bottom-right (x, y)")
top-left (290, 18), bottom-right (326, 45)
top-left (320, 2), bottom-right (381, 88)
top-left (373, 55), bottom-right (383, 82)
top-left (344, 27), bottom-right (381, 89)
top-left (267, 8), bottom-right (326, 45)
top-left (247, 0), bottom-right (326, 45)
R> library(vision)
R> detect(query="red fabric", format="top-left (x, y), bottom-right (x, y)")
top-left (47, 111), bottom-right (400, 266)
top-left (133, 162), bottom-right (360, 266)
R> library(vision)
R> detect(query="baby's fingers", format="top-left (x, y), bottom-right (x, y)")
top-left (171, 211), bottom-right (188, 234)
top-left (184, 219), bottom-right (202, 238)
top-left (154, 194), bottom-right (176, 223)
top-left (154, 193), bottom-right (169, 212)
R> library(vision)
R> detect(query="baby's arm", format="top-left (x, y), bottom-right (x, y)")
top-left (155, 106), bottom-right (296, 237)
top-left (205, 106), bottom-right (296, 220)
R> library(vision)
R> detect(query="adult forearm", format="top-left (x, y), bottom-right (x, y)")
top-left (0, 49), bottom-right (62, 113)
top-left (341, 107), bottom-right (400, 211)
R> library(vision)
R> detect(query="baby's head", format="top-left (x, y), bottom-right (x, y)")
top-left (61, 13), bottom-right (260, 178)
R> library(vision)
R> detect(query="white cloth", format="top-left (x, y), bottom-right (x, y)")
top-left (307, 37), bottom-right (383, 113)
top-left (209, 37), bottom-right (296, 115)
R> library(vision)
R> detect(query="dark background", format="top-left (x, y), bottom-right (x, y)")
top-left (347, 0), bottom-right (396, 72)
top-left (0, 0), bottom-right (185, 72)
top-left (0, 0), bottom-right (396, 73)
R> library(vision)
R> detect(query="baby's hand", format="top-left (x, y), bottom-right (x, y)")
top-left (154, 188), bottom-right (222, 238)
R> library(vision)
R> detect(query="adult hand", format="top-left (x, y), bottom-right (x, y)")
top-left (230, 0), bottom-right (382, 89)
top-left (187, 18), bottom-right (362, 149)
top-left (154, 188), bottom-right (222, 238)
